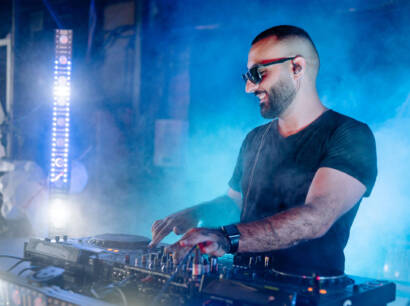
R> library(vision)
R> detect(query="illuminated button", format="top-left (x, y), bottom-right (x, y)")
top-left (319, 289), bottom-right (327, 295)
top-left (12, 289), bottom-right (21, 305)
top-left (59, 35), bottom-right (68, 44)
top-left (59, 55), bottom-right (68, 64)
top-left (113, 249), bottom-right (119, 253)
top-left (55, 158), bottom-right (64, 167)
top-left (307, 287), bottom-right (313, 292)
top-left (34, 296), bottom-right (46, 306)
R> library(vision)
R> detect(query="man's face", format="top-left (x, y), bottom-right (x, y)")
top-left (246, 38), bottom-right (297, 119)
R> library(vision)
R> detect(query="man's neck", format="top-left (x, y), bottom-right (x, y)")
top-left (277, 91), bottom-right (326, 137)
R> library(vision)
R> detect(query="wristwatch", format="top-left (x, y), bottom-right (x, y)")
top-left (220, 224), bottom-right (241, 254)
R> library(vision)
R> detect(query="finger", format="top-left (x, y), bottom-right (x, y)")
top-left (150, 219), bottom-right (173, 247)
top-left (198, 241), bottom-right (213, 253)
top-left (164, 243), bottom-right (178, 254)
top-left (198, 241), bottom-right (226, 257)
top-left (200, 241), bottom-right (219, 255)
top-left (151, 219), bottom-right (163, 232)
top-left (204, 242), bottom-right (225, 257)
top-left (153, 218), bottom-right (170, 236)
top-left (173, 226), bottom-right (180, 235)
top-left (173, 225), bottom-right (189, 235)
top-left (166, 242), bottom-right (190, 264)
top-left (179, 230), bottom-right (215, 247)
top-left (151, 219), bottom-right (166, 240)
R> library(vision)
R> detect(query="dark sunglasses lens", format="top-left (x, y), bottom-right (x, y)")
top-left (242, 67), bottom-right (261, 84)
top-left (252, 67), bottom-right (260, 83)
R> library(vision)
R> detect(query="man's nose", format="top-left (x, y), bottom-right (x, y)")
top-left (245, 79), bottom-right (259, 93)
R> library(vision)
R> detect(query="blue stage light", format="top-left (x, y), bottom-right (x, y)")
top-left (49, 29), bottom-right (72, 195)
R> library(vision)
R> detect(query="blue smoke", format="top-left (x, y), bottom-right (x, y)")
top-left (92, 0), bottom-right (410, 285)
top-left (142, 0), bottom-right (410, 282)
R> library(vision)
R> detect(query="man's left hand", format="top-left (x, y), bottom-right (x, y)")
top-left (167, 228), bottom-right (230, 263)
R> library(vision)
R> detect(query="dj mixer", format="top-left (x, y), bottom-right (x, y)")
top-left (0, 233), bottom-right (396, 305)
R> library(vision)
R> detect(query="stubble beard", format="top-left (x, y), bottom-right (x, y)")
top-left (260, 78), bottom-right (297, 119)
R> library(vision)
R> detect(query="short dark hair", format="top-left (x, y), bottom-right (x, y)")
top-left (252, 25), bottom-right (318, 57)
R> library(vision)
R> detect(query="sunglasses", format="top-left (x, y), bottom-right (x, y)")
top-left (242, 56), bottom-right (297, 84)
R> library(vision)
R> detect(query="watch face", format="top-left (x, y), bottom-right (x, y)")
top-left (224, 225), bottom-right (240, 237)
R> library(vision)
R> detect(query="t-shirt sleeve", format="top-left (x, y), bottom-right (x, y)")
top-left (319, 121), bottom-right (377, 197)
top-left (228, 135), bottom-right (249, 193)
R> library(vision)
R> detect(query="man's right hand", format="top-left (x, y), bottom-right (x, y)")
top-left (149, 208), bottom-right (199, 248)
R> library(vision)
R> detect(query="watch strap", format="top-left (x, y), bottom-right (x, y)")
top-left (220, 224), bottom-right (240, 254)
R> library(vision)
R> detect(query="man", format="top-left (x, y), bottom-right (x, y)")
top-left (150, 25), bottom-right (377, 276)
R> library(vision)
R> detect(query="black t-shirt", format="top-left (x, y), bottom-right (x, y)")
top-left (229, 110), bottom-right (377, 276)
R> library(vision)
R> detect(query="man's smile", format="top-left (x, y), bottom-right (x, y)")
top-left (255, 91), bottom-right (268, 103)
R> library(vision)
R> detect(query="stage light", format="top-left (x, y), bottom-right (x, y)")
top-left (49, 29), bottom-right (72, 193)
top-left (49, 198), bottom-right (71, 229)
top-left (384, 264), bottom-right (389, 272)
top-left (48, 29), bottom-right (73, 236)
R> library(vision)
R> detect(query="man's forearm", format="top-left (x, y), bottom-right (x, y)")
top-left (237, 200), bottom-right (334, 253)
top-left (194, 195), bottom-right (240, 227)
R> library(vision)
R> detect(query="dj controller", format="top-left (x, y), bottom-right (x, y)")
top-left (0, 233), bottom-right (396, 305)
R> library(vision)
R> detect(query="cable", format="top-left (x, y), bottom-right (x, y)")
top-left (6, 259), bottom-right (30, 272)
top-left (0, 255), bottom-right (26, 260)
top-left (17, 266), bottom-right (39, 276)
top-left (113, 286), bottom-right (128, 306)
top-left (90, 276), bottom-right (133, 303)
top-left (152, 245), bottom-right (197, 306)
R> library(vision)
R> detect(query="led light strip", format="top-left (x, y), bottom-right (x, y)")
top-left (50, 29), bottom-right (72, 192)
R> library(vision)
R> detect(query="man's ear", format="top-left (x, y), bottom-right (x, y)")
top-left (291, 56), bottom-right (305, 80)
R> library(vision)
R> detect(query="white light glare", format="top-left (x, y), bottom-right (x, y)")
top-left (383, 264), bottom-right (389, 272)
top-left (49, 198), bottom-right (71, 228)
top-left (54, 85), bottom-right (70, 97)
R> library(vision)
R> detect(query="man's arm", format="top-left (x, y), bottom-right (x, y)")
top-left (150, 188), bottom-right (241, 247)
top-left (227, 188), bottom-right (242, 210)
top-left (237, 167), bottom-right (366, 252)
top-left (178, 167), bottom-right (366, 255)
